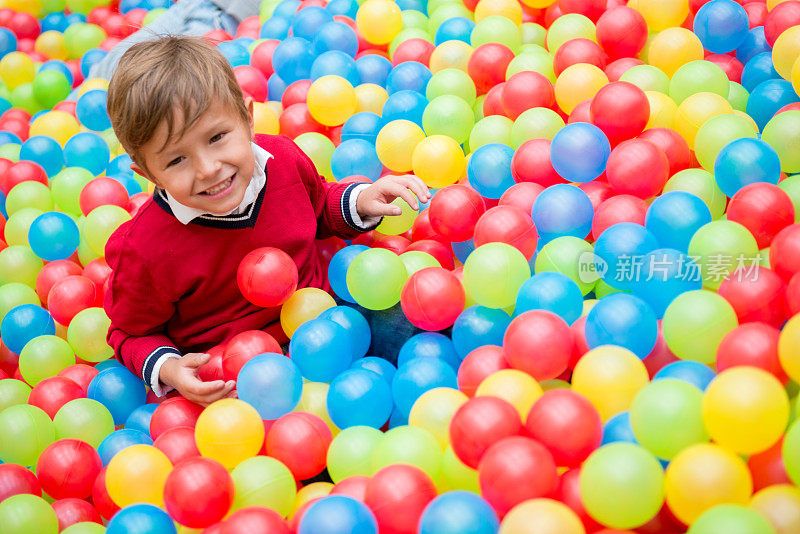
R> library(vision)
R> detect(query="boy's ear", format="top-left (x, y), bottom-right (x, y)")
top-left (130, 161), bottom-right (160, 188)
top-left (244, 96), bottom-right (255, 139)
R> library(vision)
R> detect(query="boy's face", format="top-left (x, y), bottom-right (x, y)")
top-left (131, 100), bottom-right (256, 214)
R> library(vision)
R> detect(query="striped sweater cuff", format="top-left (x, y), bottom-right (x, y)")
top-left (142, 346), bottom-right (182, 397)
top-left (342, 183), bottom-right (382, 231)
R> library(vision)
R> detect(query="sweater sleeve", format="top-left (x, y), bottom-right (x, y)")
top-left (104, 230), bottom-right (182, 396)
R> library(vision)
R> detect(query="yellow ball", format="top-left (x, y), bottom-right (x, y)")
top-left (194, 399), bottom-right (265, 469)
top-left (664, 443), bottom-right (752, 525)
top-left (291, 482), bottom-right (333, 517)
top-left (648, 28), bottom-right (704, 78)
top-left (280, 287), bottom-right (336, 338)
top-left (441, 444), bottom-right (480, 492)
top-left (430, 40), bottom-right (473, 73)
top-left (409, 387), bottom-right (468, 448)
top-left (702, 367), bottom-right (789, 455)
top-left (30, 111), bottom-right (81, 146)
top-left (779, 314), bottom-right (800, 384)
top-left (750, 484), bottom-right (800, 534)
top-left (306, 75), bottom-right (357, 127)
top-left (253, 101), bottom-right (279, 135)
top-left (412, 135), bottom-right (466, 188)
top-left (769, 0), bottom-right (795, 8)
top-left (356, 0), bottom-right (403, 45)
top-left (6, 0), bottom-right (42, 15)
top-left (376, 119), bottom-right (426, 172)
top-left (106, 444), bottom-right (172, 508)
top-left (520, 0), bottom-right (557, 8)
top-left (375, 196), bottom-right (418, 235)
top-left (774, 25), bottom-right (800, 80)
top-left (0, 52), bottom-right (35, 90)
top-left (295, 381), bottom-right (339, 437)
top-left (34, 31), bottom-right (68, 61)
top-left (554, 63), bottom-right (608, 115)
top-left (673, 92), bottom-right (733, 149)
top-left (500, 498), bottom-right (586, 534)
top-left (571, 345), bottom-right (649, 421)
top-left (476, 369), bottom-right (543, 420)
top-left (475, 0), bottom-right (522, 26)
top-left (77, 78), bottom-right (109, 97)
top-left (354, 83), bottom-right (389, 114)
top-left (636, 0), bottom-right (689, 31)
top-left (644, 90), bottom-right (678, 129)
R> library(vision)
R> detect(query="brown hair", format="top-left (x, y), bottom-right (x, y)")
top-left (107, 35), bottom-right (250, 173)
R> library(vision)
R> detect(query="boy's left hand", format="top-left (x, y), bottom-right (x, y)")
top-left (356, 174), bottom-right (431, 218)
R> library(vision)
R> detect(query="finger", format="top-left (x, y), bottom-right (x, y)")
top-left (397, 187), bottom-right (421, 211)
top-left (182, 353), bottom-right (210, 368)
top-left (397, 174), bottom-right (428, 200)
top-left (185, 379), bottom-right (226, 396)
top-left (368, 201), bottom-right (404, 217)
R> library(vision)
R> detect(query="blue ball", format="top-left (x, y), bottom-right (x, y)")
top-left (268, 72), bottom-right (289, 101)
top-left (434, 17), bottom-right (475, 45)
top-left (107, 154), bottom-right (133, 177)
top-left (313, 21), bottom-right (358, 57)
top-left (94, 359), bottom-right (122, 372)
top-left (714, 137), bottom-right (782, 197)
top-left (653, 360), bottom-right (716, 391)
top-left (381, 89), bottom-right (428, 126)
top-left (80, 48), bottom-right (107, 79)
top-left (290, 318), bottom-right (354, 382)
top-left (693, 0), bottom-right (749, 54)
top-left (397, 332), bottom-right (460, 370)
top-left (329, 245), bottom-right (369, 302)
top-left (736, 26), bottom-right (770, 65)
top-left (124, 403), bottom-right (158, 436)
top-left (39, 60), bottom-right (73, 86)
top-left (311, 50), bottom-right (360, 85)
top-left (63, 132), bottom-right (110, 176)
top-left (0, 98), bottom-right (9, 117)
top-left (741, 52), bottom-right (780, 92)
top-left (593, 222), bottom-right (659, 291)
top-left (550, 122), bottom-right (611, 183)
top-left (299, 496), bottom-right (378, 534)
top-left (272, 36), bottom-right (315, 83)
top-left (645, 191), bottom-right (712, 252)
top-left (87, 366), bottom-right (147, 425)
top-left (632, 248), bottom-right (702, 318)
top-left (341, 112), bottom-right (383, 144)
top-left (392, 356), bottom-right (457, 417)
top-left (273, 0), bottom-right (301, 18)
top-left (397, 0), bottom-right (426, 13)
top-left (532, 183), bottom-right (594, 243)
top-left (331, 139), bottom-right (383, 181)
top-left (356, 54), bottom-right (393, 87)
top-left (452, 238), bottom-right (475, 264)
top-left (237, 352), bottom-right (303, 420)
top-left (386, 61), bottom-right (432, 95)
top-left (293, 6), bottom-right (334, 41)
top-left (451, 305), bottom-right (511, 358)
top-left (0, 131), bottom-right (20, 145)
top-left (467, 143), bottom-right (515, 199)
top-left (108, 174), bottom-right (143, 196)
top-left (585, 293), bottom-right (658, 358)
top-left (515, 271), bottom-right (584, 324)
top-left (216, 41), bottom-right (250, 67)
top-left (601, 411), bottom-right (636, 446)
top-left (350, 356), bottom-right (396, 384)
top-left (97, 429), bottom-right (153, 466)
top-left (1, 304), bottom-right (55, 355)
top-left (746, 78), bottom-right (800, 130)
top-left (20, 135), bottom-right (63, 177)
top-left (0, 189), bottom-right (7, 219)
top-left (260, 16), bottom-right (292, 40)
top-left (76, 89), bottom-right (111, 132)
top-left (327, 368), bottom-right (393, 429)
top-left (419, 491), bottom-right (500, 534)
top-left (118, 0), bottom-right (144, 13)
top-left (28, 212), bottom-right (79, 262)
top-left (41, 13), bottom-right (69, 33)
top-left (106, 503), bottom-right (177, 534)
top-left (326, 0), bottom-right (359, 18)
top-left (65, 13), bottom-right (86, 24)
top-left (319, 305), bottom-right (371, 361)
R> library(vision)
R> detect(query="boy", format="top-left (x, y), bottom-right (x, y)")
top-left (104, 36), bottom-right (429, 405)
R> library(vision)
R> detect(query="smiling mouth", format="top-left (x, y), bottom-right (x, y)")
top-left (201, 175), bottom-right (234, 195)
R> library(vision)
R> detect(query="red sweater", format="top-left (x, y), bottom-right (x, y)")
top-left (105, 134), bottom-right (371, 391)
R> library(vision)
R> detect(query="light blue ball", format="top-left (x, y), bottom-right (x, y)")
top-left (434, 17), bottom-right (475, 45)
top-left (356, 54), bottom-right (393, 87)
top-left (299, 496), bottom-right (378, 534)
top-left (290, 318), bottom-right (353, 382)
top-left (327, 368), bottom-right (393, 429)
top-left (386, 61), bottom-right (431, 95)
top-left (319, 305), bottom-right (371, 361)
top-left (714, 137), bottom-right (781, 198)
top-left (63, 132), bottom-right (110, 176)
top-left (653, 360), bottom-right (716, 391)
top-left (451, 305), bottom-right (511, 358)
top-left (736, 26), bottom-right (770, 65)
top-left (313, 21), bottom-right (358, 57)
top-left (292, 6), bottom-right (334, 41)
top-left (593, 222), bottom-right (659, 291)
top-left (87, 366), bottom-right (147, 425)
top-left (532, 183), bottom-right (594, 243)
top-left (328, 245), bottom-right (369, 302)
top-left (740, 52), bottom-right (780, 92)
top-left (693, 0), bottom-right (749, 54)
top-left (632, 248), bottom-right (702, 318)
top-left (515, 271), bottom-right (584, 324)
top-left (106, 504), bottom-right (177, 534)
top-left (310, 50), bottom-right (360, 85)
top-left (20, 135), bottom-right (63, 178)
top-left (602, 411), bottom-right (636, 446)
top-left (419, 491), bottom-right (500, 534)
top-left (585, 293), bottom-right (658, 359)
top-left (467, 143), bottom-right (515, 199)
top-left (331, 139), bottom-right (383, 181)
top-left (124, 403), bottom-right (158, 436)
top-left (341, 112), bottom-right (383, 144)
top-left (97, 428), bottom-right (152, 466)
top-left (645, 191), bottom-right (712, 252)
top-left (746, 78), bottom-right (800, 130)
top-left (550, 122), bottom-right (610, 183)
top-left (28, 212), bottom-right (79, 262)
top-left (392, 356), bottom-right (457, 417)
top-left (381, 89), bottom-right (428, 127)
top-left (1, 304), bottom-right (55, 355)
top-left (272, 36), bottom-right (315, 84)
top-left (397, 332), bottom-right (460, 370)
top-left (350, 356), bottom-right (396, 384)
top-left (76, 89), bottom-right (111, 132)
top-left (237, 352), bottom-right (303, 420)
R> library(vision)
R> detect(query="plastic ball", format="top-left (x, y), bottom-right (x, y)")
top-left (346, 248), bottom-right (407, 310)
top-left (53, 398), bottom-right (114, 449)
top-left (356, 0), bottom-right (402, 45)
top-left (419, 491), bottom-right (498, 534)
top-left (325, 425), bottom-right (382, 483)
top-left (86, 365), bottom-right (145, 425)
top-left (572, 345), bottom-right (649, 421)
top-left (36, 439), bottom-right (101, 500)
top-left (461, 242), bottom-right (529, 309)
top-left (688, 220), bottom-right (759, 290)
top-left (747, 79), bottom-right (800, 131)
top-left (549, 122), bottom-right (610, 183)
top-left (589, 81), bottom-right (649, 145)
top-left (97, 429), bottom-right (153, 467)
top-left (0, 494), bottom-right (59, 534)
top-left (298, 496), bottom-right (377, 534)
top-left (694, 0), bottom-right (749, 54)
top-left (449, 395), bottom-right (521, 469)
top-left (105, 444), bottom-right (172, 508)
top-left (411, 134), bottom-right (466, 189)
top-left (499, 498), bottom-right (585, 534)
top-left (279, 287), bottom-right (336, 337)
top-left (83, 205), bottom-right (131, 256)
top-left (237, 247), bottom-right (298, 308)
top-left (466, 143), bottom-right (515, 199)
top-left (306, 75), bottom-right (356, 126)
top-left (585, 294), bottom-right (658, 358)
top-left (0, 404), bottom-right (54, 466)
top-left (1, 303), bottom-right (55, 355)
top-left (451, 306), bottom-right (510, 360)
top-left (375, 119), bottom-right (425, 172)
top-left (18, 335), bottom-right (74, 387)
top-left (715, 137), bottom-right (781, 198)
top-left (326, 368), bottom-right (392, 429)
top-left (66, 307), bottom-right (112, 363)
top-left (195, 399), bottom-right (264, 469)
top-left (645, 191), bottom-right (712, 252)
top-left (19, 135), bottom-right (63, 178)
top-left (596, 6), bottom-right (647, 59)
top-left (105, 503), bottom-right (176, 534)
top-left (364, 464), bottom-right (436, 534)
top-left (728, 183), bottom-right (795, 249)
top-left (593, 222), bottom-right (659, 290)
top-left (554, 63), bottom-right (608, 115)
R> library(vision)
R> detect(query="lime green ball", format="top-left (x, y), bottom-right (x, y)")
top-left (630, 379), bottom-right (709, 460)
top-left (231, 456), bottom-right (296, 516)
top-left (506, 50), bottom-right (555, 83)
top-left (0, 404), bottom-right (54, 466)
top-left (83, 204), bottom-right (131, 256)
top-left (779, 174), bottom-right (800, 223)
top-left (0, 245), bottom-right (43, 288)
top-left (471, 15), bottom-right (521, 53)
top-left (63, 23), bottom-right (106, 60)
top-left (260, 0), bottom-right (280, 20)
top-left (371, 425), bottom-right (443, 480)
top-left (32, 71), bottom-right (71, 110)
top-left (688, 220), bottom-right (759, 290)
top-left (53, 398), bottom-right (114, 449)
top-left (619, 65), bottom-right (670, 94)
top-left (594, 278), bottom-right (626, 298)
top-left (376, 197), bottom-right (418, 236)
top-left (19, 335), bottom-right (75, 387)
top-left (65, 0), bottom-right (93, 14)
top-left (0, 282), bottom-right (39, 324)
top-left (67, 307), bottom-right (113, 363)
top-left (784, 418), bottom-right (800, 486)
top-left (422, 95), bottom-right (475, 144)
top-left (521, 22), bottom-right (546, 47)
top-left (426, 68), bottom-right (476, 106)
top-left (546, 13), bottom-right (596, 54)
top-left (5, 207), bottom-right (44, 247)
top-left (428, 0), bottom-right (463, 14)
top-left (534, 236), bottom-right (595, 295)
top-left (62, 522), bottom-right (106, 534)
top-left (76, 232), bottom-right (101, 267)
top-left (579, 443), bottom-right (665, 530)
top-left (468, 115), bottom-right (513, 152)
top-left (5, 181), bottom-right (53, 216)
top-left (510, 107), bottom-right (564, 148)
top-left (0, 378), bottom-right (32, 413)
top-left (663, 168), bottom-right (727, 220)
top-left (428, 4), bottom-right (473, 35)
top-left (473, 95), bottom-right (485, 122)
top-left (441, 444), bottom-right (480, 492)
top-left (142, 7), bottom-right (167, 25)
top-left (327, 425), bottom-right (384, 482)
top-left (728, 81), bottom-right (749, 112)
top-left (41, 0), bottom-right (67, 15)
top-left (346, 248), bottom-right (408, 310)
top-left (693, 113), bottom-right (759, 171)
top-left (400, 250), bottom-right (440, 276)
top-left (687, 504), bottom-right (776, 534)
top-left (294, 132), bottom-right (334, 181)
top-left (11, 83), bottom-right (43, 115)
top-left (389, 28), bottom-right (431, 58)
top-left (51, 167), bottom-right (94, 216)
top-left (668, 60), bottom-right (730, 105)
top-left (401, 9), bottom-right (428, 31)
top-left (662, 290), bottom-right (738, 365)
top-left (463, 242), bottom-right (530, 309)
top-left (0, 494), bottom-right (58, 534)
top-left (762, 110), bottom-right (800, 175)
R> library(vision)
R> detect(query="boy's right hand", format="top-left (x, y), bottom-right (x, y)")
top-left (159, 353), bottom-right (236, 406)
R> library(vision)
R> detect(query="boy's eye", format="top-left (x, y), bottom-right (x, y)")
top-left (166, 156), bottom-right (183, 168)
top-left (210, 132), bottom-right (226, 143)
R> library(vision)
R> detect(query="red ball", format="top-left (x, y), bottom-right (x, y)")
top-left (236, 15), bottom-right (262, 39)
top-left (48, 275), bottom-right (100, 326)
top-left (554, 38), bottom-right (608, 76)
top-left (198, 344), bottom-right (225, 382)
top-left (777, 102), bottom-right (800, 114)
top-left (770, 224), bottom-right (800, 280)
top-left (456, 345), bottom-right (509, 397)
top-left (637, 127), bottom-right (692, 176)
top-left (569, 316), bottom-right (589, 369)
top-left (606, 139), bottom-right (669, 199)
top-left (0, 463), bottom-right (41, 502)
top-left (82, 258), bottom-right (112, 291)
top-left (499, 182), bottom-right (543, 215)
top-left (154, 426), bottom-right (201, 465)
top-left (727, 183), bottom-right (795, 249)
top-left (503, 310), bottom-right (573, 381)
top-left (410, 210), bottom-right (442, 243)
top-left (788, 272), bottom-right (800, 316)
top-left (52, 498), bottom-right (102, 530)
top-left (1, 109), bottom-right (31, 124)
top-left (281, 79), bottom-right (312, 109)
top-left (251, 39), bottom-right (280, 78)
top-left (596, 6), bottom-right (648, 59)
top-left (79, 177), bottom-right (129, 216)
top-left (449, 395), bottom-right (521, 468)
top-left (642, 321), bottom-right (679, 378)
top-left (478, 436), bottom-right (558, 516)
top-left (127, 192), bottom-right (149, 217)
top-left (391, 38), bottom-right (434, 66)
top-left (0, 160), bottom-right (48, 194)
top-left (29, 376), bottom-right (85, 418)
top-left (704, 53), bottom-right (743, 83)
top-left (37, 439), bottom-right (102, 500)
top-left (7, 11), bottom-right (39, 40)
top-left (568, 98), bottom-right (593, 123)
top-left (468, 43), bottom-right (515, 94)
top-left (364, 464), bottom-right (437, 534)
top-left (57, 364), bottom-right (98, 393)
top-left (765, 0), bottom-right (800, 47)
top-left (718, 266), bottom-right (787, 327)
top-left (237, 247), bottom-right (299, 308)
top-left (0, 341), bottom-right (16, 376)
top-left (265, 412), bottom-right (331, 480)
top-left (555, 468), bottom-right (604, 532)
top-left (150, 397), bottom-right (205, 440)
top-left (35, 259), bottom-right (83, 304)
top-left (482, 83), bottom-right (506, 117)
top-left (590, 81), bottom-right (649, 145)
top-left (279, 103), bottom-right (327, 139)
top-left (747, 437), bottom-right (792, 492)
top-left (605, 57), bottom-right (644, 82)
top-left (405, 239), bottom-right (454, 270)
top-left (428, 184), bottom-right (486, 242)
top-left (234, 65), bottom-right (268, 103)
top-left (204, 28), bottom-right (234, 44)
top-left (221, 506), bottom-right (290, 534)
top-left (473, 205), bottom-right (538, 259)
top-left (558, 0), bottom-right (606, 21)
top-left (592, 195), bottom-right (648, 240)
top-left (372, 233), bottom-right (411, 254)
top-left (164, 457), bottom-right (234, 528)
top-left (330, 475), bottom-right (370, 501)
top-left (222, 330), bottom-right (283, 382)
top-left (501, 71), bottom-right (555, 119)
top-left (511, 139), bottom-right (565, 187)
top-left (524, 389), bottom-right (602, 467)
top-left (400, 267), bottom-right (465, 331)
top-left (716, 322), bottom-right (787, 383)
top-left (744, 1), bottom-right (768, 28)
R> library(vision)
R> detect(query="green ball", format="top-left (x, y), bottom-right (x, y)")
top-left (510, 107), bottom-right (564, 148)
top-left (83, 204), bottom-right (131, 256)
top-left (579, 443), bottom-right (665, 530)
top-left (668, 60), bottom-right (730, 105)
top-left (260, 0), bottom-right (280, 20)
top-left (0, 143), bottom-right (20, 161)
top-left (371, 425), bottom-right (442, 480)
top-left (63, 23), bottom-right (106, 60)
top-left (506, 50), bottom-right (555, 83)
top-left (619, 65), bottom-right (670, 94)
top-left (5, 181), bottom-right (53, 216)
top-left (687, 504), bottom-right (776, 534)
top-left (62, 522), bottom-right (106, 534)
top-left (693, 113), bottom-right (758, 171)
top-left (0, 282), bottom-right (40, 324)
top-left (728, 81), bottom-right (749, 112)
top-left (471, 15), bottom-right (521, 53)
top-left (0, 404), bottom-right (54, 466)
top-left (231, 456), bottom-right (296, 517)
top-left (422, 95), bottom-right (475, 144)
top-left (53, 398), bottom-right (114, 449)
top-left (687, 220), bottom-right (759, 290)
top-left (783, 418), bottom-right (800, 486)
top-left (779, 174), bottom-right (800, 223)
top-left (142, 7), bottom-right (167, 25)
top-left (663, 168), bottom-right (727, 219)
top-left (346, 248), bottom-right (408, 310)
top-left (546, 13), bottom-right (596, 54)
top-left (401, 9), bottom-right (428, 31)
top-left (426, 68), bottom-right (476, 106)
top-left (762, 110), bottom-right (800, 175)
top-left (0, 378), bottom-right (32, 413)
top-left (19, 335), bottom-right (75, 387)
top-left (375, 197), bottom-right (418, 236)
top-left (468, 115), bottom-right (513, 152)
top-left (630, 379), bottom-right (709, 460)
top-left (0, 494), bottom-right (58, 534)
top-left (10, 83), bottom-right (43, 115)
top-left (5, 207), bottom-right (44, 247)
top-left (32, 71), bottom-right (71, 110)
top-left (662, 290), bottom-right (738, 365)
top-left (327, 425), bottom-right (384, 482)
top-left (594, 278), bottom-right (626, 298)
top-left (41, 0), bottom-right (67, 15)
top-left (400, 250), bottom-right (440, 276)
top-left (534, 236), bottom-right (595, 295)
top-left (66, 307), bottom-right (113, 363)
top-left (294, 132), bottom-right (334, 181)
top-left (463, 242), bottom-right (530, 309)
top-left (388, 28), bottom-right (431, 58)
top-left (521, 22), bottom-right (546, 47)
top-left (0, 245), bottom-right (43, 288)
top-left (428, 4), bottom-right (473, 35)
top-left (51, 167), bottom-right (94, 216)
top-left (473, 95), bottom-right (485, 122)
top-left (428, 0), bottom-right (464, 15)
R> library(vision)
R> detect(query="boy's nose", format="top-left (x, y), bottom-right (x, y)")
top-left (196, 155), bottom-right (221, 182)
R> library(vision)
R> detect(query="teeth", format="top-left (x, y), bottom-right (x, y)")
top-left (204, 178), bottom-right (231, 195)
